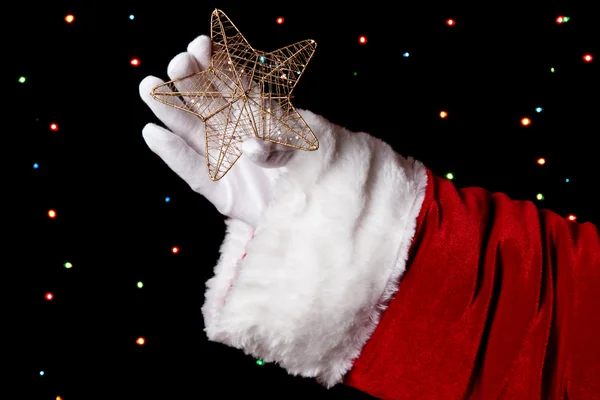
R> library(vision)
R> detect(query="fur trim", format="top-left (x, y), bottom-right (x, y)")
top-left (202, 110), bottom-right (428, 388)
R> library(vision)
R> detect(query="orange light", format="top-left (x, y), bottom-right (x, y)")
top-left (276, 17), bottom-right (284, 24)
top-left (130, 58), bottom-right (140, 66)
top-left (48, 209), bottom-right (57, 218)
top-left (136, 337), bottom-right (145, 346)
top-left (446, 19), bottom-right (455, 26)
top-left (521, 117), bottom-right (531, 126)
top-left (172, 246), bottom-right (179, 254)
top-left (537, 158), bottom-right (546, 165)
top-left (568, 214), bottom-right (577, 221)
top-left (50, 123), bottom-right (59, 131)
top-left (64, 14), bottom-right (75, 23)
top-left (583, 54), bottom-right (593, 63)
top-left (440, 111), bottom-right (448, 118)
top-left (358, 35), bottom-right (367, 44)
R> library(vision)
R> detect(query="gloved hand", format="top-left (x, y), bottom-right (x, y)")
top-left (139, 35), bottom-right (296, 228)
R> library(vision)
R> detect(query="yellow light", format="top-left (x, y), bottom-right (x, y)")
top-left (537, 158), bottom-right (545, 165)
top-left (440, 111), bottom-right (448, 118)
top-left (521, 117), bottom-right (531, 126)
top-left (64, 14), bottom-right (75, 23)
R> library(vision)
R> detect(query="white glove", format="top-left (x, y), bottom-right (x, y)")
top-left (139, 35), bottom-right (296, 228)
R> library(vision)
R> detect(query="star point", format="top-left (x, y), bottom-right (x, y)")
top-left (151, 9), bottom-right (319, 181)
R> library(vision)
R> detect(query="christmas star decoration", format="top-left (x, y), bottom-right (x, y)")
top-left (151, 9), bottom-right (319, 181)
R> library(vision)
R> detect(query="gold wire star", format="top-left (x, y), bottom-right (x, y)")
top-left (151, 9), bottom-right (319, 181)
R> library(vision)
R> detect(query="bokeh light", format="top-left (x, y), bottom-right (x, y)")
top-left (276, 17), bottom-right (284, 24)
top-left (48, 210), bottom-right (57, 218)
top-left (64, 14), bottom-right (75, 23)
top-left (358, 36), bottom-right (367, 44)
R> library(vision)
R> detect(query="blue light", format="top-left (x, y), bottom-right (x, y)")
top-left (165, 196), bottom-right (170, 202)
top-left (403, 52), bottom-right (409, 57)
top-left (129, 14), bottom-right (135, 20)
top-left (565, 178), bottom-right (570, 183)
top-left (33, 163), bottom-right (39, 169)
top-left (259, 56), bottom-right (266, 63)
top-left (40, 371), bottom-right (44, 376)
top-left (535, 107), bottom-right (543, 113)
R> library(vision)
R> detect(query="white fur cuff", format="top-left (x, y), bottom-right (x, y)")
top-left (201, 111), bottom-right (428, 388)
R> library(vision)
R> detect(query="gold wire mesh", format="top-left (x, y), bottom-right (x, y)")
top-left (151, 9), bottom-right (319, 181)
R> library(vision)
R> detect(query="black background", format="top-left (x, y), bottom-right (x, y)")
top-left (9, 1), bottom-right (599, 398)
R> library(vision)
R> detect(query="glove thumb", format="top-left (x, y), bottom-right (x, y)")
top-left (241, 138), bottom-right (295, 168)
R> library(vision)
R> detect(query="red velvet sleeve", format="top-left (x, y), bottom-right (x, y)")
top-left (345, 170), bottom-right (600, 399)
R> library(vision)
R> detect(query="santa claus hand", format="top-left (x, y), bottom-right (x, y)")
top-left (139, 35), bottom-right (292, 228)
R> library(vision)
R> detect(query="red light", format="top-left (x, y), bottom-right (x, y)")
top-left (583, 54), bottom-right (593, 63)
top-left (45, 292), bottom-right (54, 301)
top-left (50, 123), bottom-right (58, 131)
top-left (358, 36), bottom-right (367, 44)
top-left (276, 17), bottom-right (284, 24)
top-left (130, 58), bottom-right (140, 66)
top-left (556, 16), bottom-right (564, 24)
top-left (568, 214), bottom-right (577, 221)
top-left (172, 246), bottom-right (179, 254)
top-left (446, 19), bottom-right (455, 26)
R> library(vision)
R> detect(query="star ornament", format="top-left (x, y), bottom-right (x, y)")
top-left (151, 9), bottom-right (319, 181)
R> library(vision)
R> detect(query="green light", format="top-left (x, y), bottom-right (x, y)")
top-left (353, 72), bottom-right (358, 76)
top-left (563, 16), bottom-right (570, 22)
top-left (256, 359), bottom-right (264, 366)
top-left (18, 76), bottom-right (26, 83)
top-left (64, 262), bottom-right (73, 269)
top-left (536, 193), bottom-right (544, 200)
top-left (137, 281), bottom-right (144, 289)
top-left (446, 173), bottom-right (454, 180)
top-left (550, 67), bottom-right (555, 73)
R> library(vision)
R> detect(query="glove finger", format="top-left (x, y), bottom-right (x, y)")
top-left (139, 76), bottom-right (204, 154)
top-left (142, 123), bottom-right (213, 195)
top-left (241, 138), bottom-right (296, 168)
top-left (167, 51), bottom-right (201, 80)
top-left (186, 35), bottom-right (213, 69)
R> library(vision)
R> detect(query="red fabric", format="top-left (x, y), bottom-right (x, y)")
top-left (345, 169), bottom-right (600, 399)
